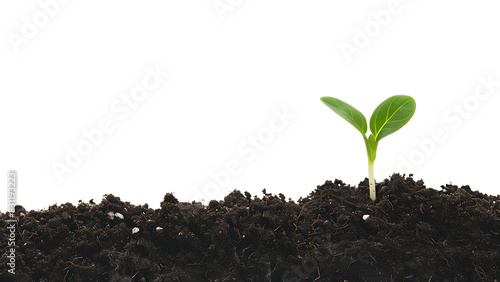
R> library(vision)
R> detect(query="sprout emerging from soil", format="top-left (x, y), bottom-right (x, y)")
top-left (321, 95), bottom-right (416, 201)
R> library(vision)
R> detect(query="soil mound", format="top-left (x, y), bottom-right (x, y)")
top-left (1, 174), bottom-right (499, 281)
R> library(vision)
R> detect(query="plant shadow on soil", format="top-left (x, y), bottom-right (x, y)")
top-left (1, 174), bottom-right (500, 281)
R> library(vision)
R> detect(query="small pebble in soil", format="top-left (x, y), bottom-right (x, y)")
top-left (132, 227), bottom-right (140, 234)
top-left (107, 212), bottom-right (124, 220)
top-left (363, 214), bottom-right (370, 220)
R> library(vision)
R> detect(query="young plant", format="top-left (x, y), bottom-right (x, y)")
top-left (320, 95), bottom-right (416, 201)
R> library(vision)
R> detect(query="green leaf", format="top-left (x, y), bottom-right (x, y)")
top-left (321, 96), bottom-right (367, 135)
top-left (369, 95), bottom-right (416, 143)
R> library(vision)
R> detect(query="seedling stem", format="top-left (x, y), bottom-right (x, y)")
top-left (368, 161), bottom-right (375, 201)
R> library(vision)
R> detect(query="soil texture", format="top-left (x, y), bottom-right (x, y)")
top-left (1, 174), bottom-right (500, 281)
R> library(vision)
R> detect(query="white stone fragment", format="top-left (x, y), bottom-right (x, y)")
top-left (132, 227), bottom-right (140, 234)
top-left (107, 212), bottom-right (115, 220)
top-left (362, 214), bottom-right (370, 220)
top-left (156, 226), bottom-right (163, 231)
top-left (115, 212), bottom-right (124, 220)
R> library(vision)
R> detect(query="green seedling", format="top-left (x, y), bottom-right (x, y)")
top-left (320, 95), bottom-right (416, 201)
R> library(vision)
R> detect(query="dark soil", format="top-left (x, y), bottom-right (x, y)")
top-left (1, 174), bottom-right (500, 281)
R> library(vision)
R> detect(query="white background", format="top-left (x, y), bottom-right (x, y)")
top-left (1, 1), bottom-right (499, 212)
